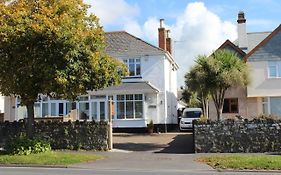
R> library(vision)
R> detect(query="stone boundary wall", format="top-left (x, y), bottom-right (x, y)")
top-left (194, 120), bottom-right (281, 153)
top-left (0, 121), bottom-right (108, 150)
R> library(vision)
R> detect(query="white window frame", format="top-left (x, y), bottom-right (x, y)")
top-left (262, 97), bottom-right (270, 115)
top-left (115, 94), bottom-right (144, 120)
top-left (123, 58), bottom-right (141, 77)
top-left (268, 61), bottom-right (281, 78)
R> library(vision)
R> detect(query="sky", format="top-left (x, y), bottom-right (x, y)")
top-left (84, 0), bottom-right (281, 87)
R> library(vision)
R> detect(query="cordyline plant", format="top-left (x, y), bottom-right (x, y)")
top-left (185, 50), bottom-right (250, 120)
top-left (0, 0), bottom-right (127, 138)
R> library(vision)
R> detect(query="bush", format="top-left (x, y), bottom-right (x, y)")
top-left (6, 135), bottom-right (51, 155)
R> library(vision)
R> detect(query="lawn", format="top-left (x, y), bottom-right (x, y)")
top-left (198, 155), bottom-right (281, 170)
top-left (0, 151), bottom-right (103, 166)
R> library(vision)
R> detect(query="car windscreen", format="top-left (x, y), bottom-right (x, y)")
top-left (182, 111), bottom-right (201, 118)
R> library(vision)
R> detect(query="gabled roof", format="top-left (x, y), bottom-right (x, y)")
top-left (217, 39), bottom-right (246, 58)
top-left (105, 31), bottom-right (164, 56)
top-left (105, 31), bottom-right (179, 69)
top-left (244, 24), bottom-right (281, 61)
top-left (233, 32), bottom-right (271, 53)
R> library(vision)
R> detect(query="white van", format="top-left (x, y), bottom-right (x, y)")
top-left (179, 108), bottom-right (202, 131)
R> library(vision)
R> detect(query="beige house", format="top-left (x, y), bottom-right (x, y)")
top-left (209, 11), bottom-right (281, 120)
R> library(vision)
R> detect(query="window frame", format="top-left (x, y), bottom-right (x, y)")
top-left (222, 98), bottom-right (239, 113)
top-left (123, 58), bottom-right (141, 77)
top-left (268, 61), bottom-right (281, 78)
top-left (116, 94), bottom-right (144, 120)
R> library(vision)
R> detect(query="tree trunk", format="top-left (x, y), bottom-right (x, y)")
top-left (26, 102), bottom-right (35, 139)
top-left (217, 106), bottom-right (223, 121)
top-left (202, 97), bottom-right (209, 119)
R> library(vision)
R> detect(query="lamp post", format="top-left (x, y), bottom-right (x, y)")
top-left (108, 97), bottom-right (113, 150)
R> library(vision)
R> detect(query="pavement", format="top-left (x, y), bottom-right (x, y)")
top-left (1, 132), bottom-right (281, 175)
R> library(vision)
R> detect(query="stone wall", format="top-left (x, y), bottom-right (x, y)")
top-left (0, 121), bottom-right (108, 150)
top-left (194, 119), bottom-right (281, 153)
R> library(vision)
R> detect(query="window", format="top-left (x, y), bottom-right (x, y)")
top-left (262, 97), bottom-right (269, 114)
top-left (223, 98), bottom-right (238, 113)
top-left (123, 58), bottom-right (141, 77)
top-left (268, 61), bottom-right (281, 78)
top-left (116, 94), bottom-right (143, 119)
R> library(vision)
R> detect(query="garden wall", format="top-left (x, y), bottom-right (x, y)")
top-left (0, 121), bottom-right (108, 150)
top-left (194, 120), bottom-right (281, 153)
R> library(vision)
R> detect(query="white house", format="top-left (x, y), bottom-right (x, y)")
top-left (4, 19), bottom-right (179, 130)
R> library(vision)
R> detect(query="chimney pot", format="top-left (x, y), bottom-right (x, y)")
top-left (237, 11), bottom-right (246, 23)
top-left (160, 19), bottom-right (164, 28)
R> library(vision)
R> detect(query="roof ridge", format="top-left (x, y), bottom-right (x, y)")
top-left (244, 24), bottom-right (281, 61)
top-left (247, 31), bottom-right (272, 34)
top-left (105, 30), bottom-right (127, 34)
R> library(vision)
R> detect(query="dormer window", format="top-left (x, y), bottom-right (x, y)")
top-left (124, 58), bottom-right (141, 77)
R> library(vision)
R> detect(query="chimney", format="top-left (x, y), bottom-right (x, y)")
top-left (237, 11), bottom-right (248, 50)
top-left (158, 19), bottom-right (166, 50)
top-left (166, 30), bottom-right (172, 54)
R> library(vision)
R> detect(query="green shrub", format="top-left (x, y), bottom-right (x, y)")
top-left (6, 135), bottom-right (51, 155)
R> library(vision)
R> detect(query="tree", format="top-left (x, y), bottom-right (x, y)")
top-left (185, 55), bottom-right (210, 118)
top-left (0, 0), bottom-right (127, 138)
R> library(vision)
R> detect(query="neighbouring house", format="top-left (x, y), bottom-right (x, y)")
top-left (209, 11), bottom-right (281, 119)
top-left (4, 19), bottom-right (179, 130)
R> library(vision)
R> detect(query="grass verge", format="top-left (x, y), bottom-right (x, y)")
top-left (0, 151), bottom-right (103, 165)
top-left (198, 155), bottom-right (281, 170)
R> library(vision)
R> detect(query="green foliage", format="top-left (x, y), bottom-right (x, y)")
top-left (147, 120), bottom-right (154, 130)
top-left (185, 55), bottom-right (210, 118)
top-left (6, 135), bottom-right (51, 155)
top-left (0, 0), bottom-right (127, 137)
top-left (186, 50), bottom-right (250, 120)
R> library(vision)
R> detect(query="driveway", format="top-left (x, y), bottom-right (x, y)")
top-left (113, 132), bottom-right (194, 153)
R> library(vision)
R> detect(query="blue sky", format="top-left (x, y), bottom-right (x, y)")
top-left (86, 0), bottom-right (281, 86)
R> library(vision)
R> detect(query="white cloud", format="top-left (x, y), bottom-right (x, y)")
top-left (85, 1), bottom-right (237, 87)
top-left (170, 2), bottom-right (237, 86)
top-left (84, 0), bottom-right (139, 26)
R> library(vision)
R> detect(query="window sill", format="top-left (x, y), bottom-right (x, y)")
top-left (122, 76), bottom-right (142, 79)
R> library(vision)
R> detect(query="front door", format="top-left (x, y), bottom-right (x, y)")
top-left (90, 100), bottom-right (107, 121)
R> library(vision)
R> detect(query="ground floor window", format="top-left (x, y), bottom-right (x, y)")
top-left (223, 98), bottom-right (238, 113)
top-left (116, 94), bottom-right (143, 119)
top-left (263, 97), bottom-right (281, 117)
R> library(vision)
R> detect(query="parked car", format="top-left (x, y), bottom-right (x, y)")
top-left (179, 108), bottom-right (202, 131)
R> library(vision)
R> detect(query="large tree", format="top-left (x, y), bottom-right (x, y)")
top-left (0, 0), bottom-right (127, 138)
top-left (201, 50), bottom-right (249, 120)
top-left (185, 55), bottom-right (210, 118)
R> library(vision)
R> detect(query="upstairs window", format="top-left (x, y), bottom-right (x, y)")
top-left (223, 98), bottom-right (239, 113)
top-left (124, 58), bottom-right (141, 77)
top-left (268, 61), bottom-right (281, 78)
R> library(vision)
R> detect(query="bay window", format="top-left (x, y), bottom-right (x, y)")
top-left (116, 94), bottom-right (143, 119)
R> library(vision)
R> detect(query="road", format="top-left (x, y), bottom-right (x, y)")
top-left (0, 167), bottom-right (280, 175)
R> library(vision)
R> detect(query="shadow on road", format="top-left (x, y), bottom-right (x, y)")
top-left (113, 133), bottom-right (194, 153)
top-left (113, 142), bottom-right (167, 152)
top-left (155, 134), bottom-right (194, 154)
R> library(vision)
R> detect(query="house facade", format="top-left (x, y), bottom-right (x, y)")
top-left (4, 20), bottom-right (179, 129)
top-left (209, 11), bottom-right (281, 119)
